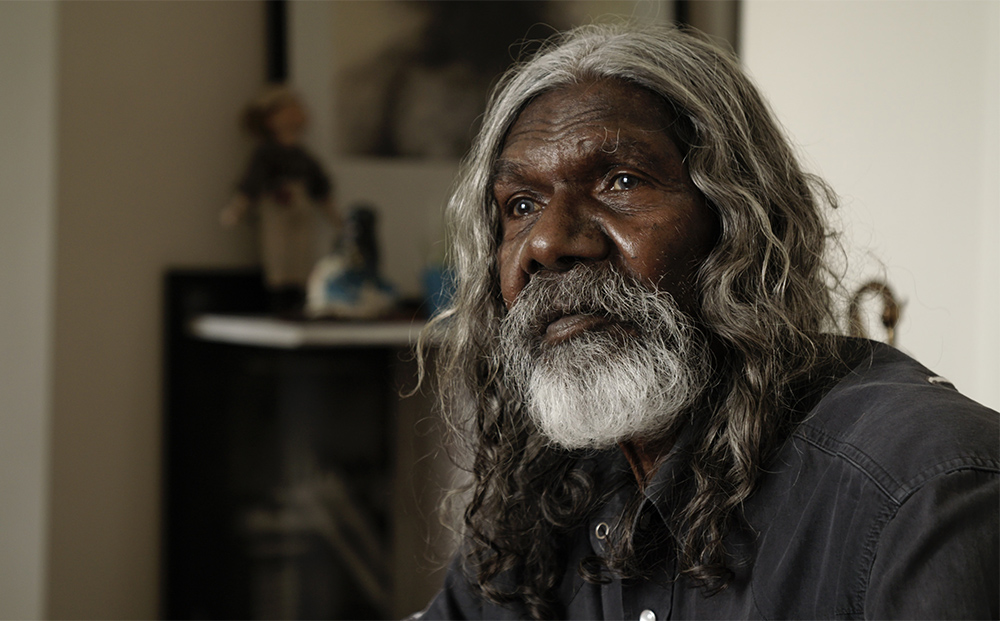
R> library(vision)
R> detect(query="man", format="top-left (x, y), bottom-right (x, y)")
top-left (416, 24), bottom-right (998, 620)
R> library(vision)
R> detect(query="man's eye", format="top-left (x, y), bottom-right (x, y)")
top-left (510, 198), bottom-right (537, 217)
top-left (611, 174), bottom-right (640, 191)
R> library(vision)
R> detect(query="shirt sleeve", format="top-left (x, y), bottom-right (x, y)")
top-left (866, 467), bottom-right (999, 619)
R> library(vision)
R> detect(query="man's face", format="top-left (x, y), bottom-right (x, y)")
top-left (492, 79), bottom-right (717, 449)
top-left (494, 79), bottom-right (717, 327)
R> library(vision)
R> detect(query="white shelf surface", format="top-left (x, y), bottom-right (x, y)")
top-left (189, 314), bottom-right (426, 349)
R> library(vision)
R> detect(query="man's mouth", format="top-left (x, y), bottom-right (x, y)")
top-left (543, 313), bottom-right (615, 344)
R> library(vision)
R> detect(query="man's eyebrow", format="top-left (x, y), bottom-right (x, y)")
top-left (588, 133), bottom-right (685, 182)
top-left (489, 158), bottom-right (532, 188)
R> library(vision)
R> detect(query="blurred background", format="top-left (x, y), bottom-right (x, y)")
top-left (1, 0), bottom-right (996, 619)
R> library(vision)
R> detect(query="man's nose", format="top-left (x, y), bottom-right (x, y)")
top-left (519, 194), bottom-right (611, 275)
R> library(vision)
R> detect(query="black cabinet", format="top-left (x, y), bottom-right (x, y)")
top-left (163, 270), bottom-right (447, 619)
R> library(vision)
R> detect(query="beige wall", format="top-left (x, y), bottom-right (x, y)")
top-left (0, 2), bottom-right (58, 618)
top-left (44, 2), bottom-right (262, 617)
top-left (742, 0), bottom-right (999, 410)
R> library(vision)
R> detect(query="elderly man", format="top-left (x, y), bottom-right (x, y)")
top-left (416, 24), bottom-right (999, 620)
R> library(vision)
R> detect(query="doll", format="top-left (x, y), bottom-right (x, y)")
top-left (221, 86), bottom-right (339, 311)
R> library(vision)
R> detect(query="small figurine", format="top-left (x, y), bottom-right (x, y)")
top-left (306, 204), bottom-right (397, 319)
top-left (221, 86), bottom-right (339, 312)
top-left (849, 279), bottom-right (903, 346)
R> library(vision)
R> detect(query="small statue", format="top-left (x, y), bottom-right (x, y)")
top-left (307, 204), bottom-right (397, 319)
top-left (221, 86), bottom-right (339, 311)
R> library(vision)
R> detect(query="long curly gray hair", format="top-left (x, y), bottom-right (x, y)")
top-left (419, 23), bottom-right (845, 619)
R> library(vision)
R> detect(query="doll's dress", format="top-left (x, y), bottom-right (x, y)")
top-left (258, 183), bottom-right (331, 290)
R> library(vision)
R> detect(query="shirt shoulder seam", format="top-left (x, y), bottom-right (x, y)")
top-left (793, 424), bottom-right (899, 500)
top-left (794, 422), bottom-right (999, 503)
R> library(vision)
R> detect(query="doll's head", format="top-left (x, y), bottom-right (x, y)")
top-left (241, 85), bottom-right (307, 146)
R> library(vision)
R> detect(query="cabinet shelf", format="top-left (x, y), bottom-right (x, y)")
top-left (190, 314), bottom-right (427, 349)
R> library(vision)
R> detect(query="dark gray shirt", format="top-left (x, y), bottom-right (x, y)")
top-left (419, 342), bottom-right (999, 619)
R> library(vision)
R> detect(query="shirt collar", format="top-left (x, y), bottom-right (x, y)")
top-left (641, 419), bottom-right (700, 527)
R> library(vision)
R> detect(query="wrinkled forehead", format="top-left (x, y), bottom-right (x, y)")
top-left (495, 78), bottom-right (686, 160)
top-left (489, 78), bottom-right (688, 185)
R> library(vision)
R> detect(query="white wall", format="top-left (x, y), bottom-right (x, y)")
top-left (42, 2), bottom-right (262, 617)
top-left (0, 2), bottom-right (58, 618)
top-left (742, 0), bottom-right (999, 410)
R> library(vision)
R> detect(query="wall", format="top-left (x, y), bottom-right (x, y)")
top-left (45, 2), bottom-right (262, 617)
top-left (742, 0), bottom-right (999, 410)
top-left (0, 2), bottom-right (58, 618)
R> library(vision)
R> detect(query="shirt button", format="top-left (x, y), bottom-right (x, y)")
top-left (639, 609), bottom-right (656, 621)
top-left (595, 522), bottom-right (610, 539)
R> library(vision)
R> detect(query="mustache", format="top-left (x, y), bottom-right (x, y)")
top-left (501, 263), bottom-right (688, 338)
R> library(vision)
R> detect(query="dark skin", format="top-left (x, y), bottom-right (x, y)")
top-left (493, 79), bottom-right (718, 483)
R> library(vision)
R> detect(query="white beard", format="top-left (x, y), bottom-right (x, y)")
top-left (499, 266), bottom-right (709, 450)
